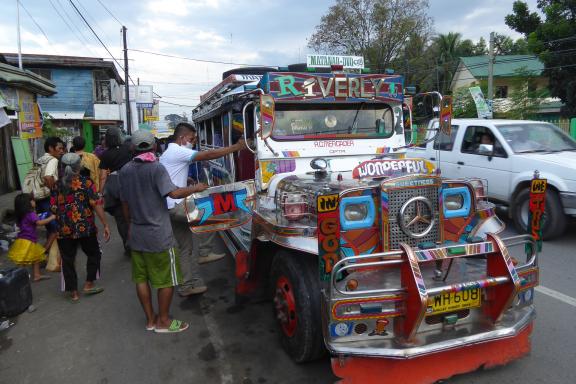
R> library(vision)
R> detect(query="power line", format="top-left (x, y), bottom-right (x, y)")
top-left (96, 0), bottom-right (123, 26)
top-left (55, 0), bottom-right (95, 49)
top-left (18, 1), bottom-right (52, 46)
top-left (67, 0), bottom-right (134, 85)
top-left (75, 0), bottom-right (116, 46)
top-left (159, 100), bottom-right (197, 107)
top-left (129, 48), bottom-right (271, 67)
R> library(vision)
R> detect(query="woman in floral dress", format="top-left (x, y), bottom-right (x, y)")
top-left (50, 153), bottom-right (110, 302)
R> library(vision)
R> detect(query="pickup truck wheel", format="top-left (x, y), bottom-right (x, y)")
top-left (512, 188), bottom-right (566, 240)
top-left (270, 252), bottom-right (325, 363)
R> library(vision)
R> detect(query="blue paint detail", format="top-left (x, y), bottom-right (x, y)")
top-left (442, 187), bottom-right (471, 219)
top-left (233, 188), bottom-right (250, 213)
top-left (195, 196), bottom-right (214, 224)
top-left (339, 196), bottom-right (375, 231)
top-left (330, 322), bottom-right (353, 337)
top-left (37, 69), bottom-right (94, 116)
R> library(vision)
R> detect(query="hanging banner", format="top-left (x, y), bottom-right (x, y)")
top-left (18, 90), bottom-right (43, 139)
top-left (469, 86), bottom-right (492, 119)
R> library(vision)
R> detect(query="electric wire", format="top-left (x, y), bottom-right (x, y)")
top-left (96, 0), bottom-right (123, 26)
top-left (47, 0), bottom-right (94, 54)
top-left (55, 0), bottom-right (95, 49)
top-left (129, 48), bottom-right (269, 67)
top-left (17, 0), bottom-right (54, 48)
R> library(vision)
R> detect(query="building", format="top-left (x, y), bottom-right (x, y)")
top-left (0, 58), bottom-right (56, 193)
top-left (450, 55), bottom-right (563, 117)
top-left (1, 53), bottom-right (125, 151)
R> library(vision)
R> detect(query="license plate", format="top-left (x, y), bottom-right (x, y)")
top-left (427, 289), bottom-right (481, 314)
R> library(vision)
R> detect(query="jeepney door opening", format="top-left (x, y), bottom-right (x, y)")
top-left (235, 104), bottom-right (256, 182)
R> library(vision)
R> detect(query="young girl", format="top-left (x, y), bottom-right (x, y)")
top-left (8, 193), bottom-right (56, 282)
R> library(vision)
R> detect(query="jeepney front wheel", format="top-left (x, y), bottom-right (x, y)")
top-left (270, 251), bottom-right (325, 363)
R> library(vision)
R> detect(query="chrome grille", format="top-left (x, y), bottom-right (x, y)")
top-left (387, 185), bottom-right (440, 249)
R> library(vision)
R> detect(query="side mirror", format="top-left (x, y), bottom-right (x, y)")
top-left (259, 95), bottom-right (275, 139)
top-left (478, 143), bottom-right (494, 155)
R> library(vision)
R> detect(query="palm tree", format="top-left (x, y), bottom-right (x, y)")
top-left (433, 32), bottom-right (462, 94)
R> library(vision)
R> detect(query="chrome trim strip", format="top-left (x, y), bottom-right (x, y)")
top-left (327, 307), bottom-right (535, 358)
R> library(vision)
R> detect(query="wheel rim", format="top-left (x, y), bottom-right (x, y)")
top-left (274, 276), bottom-right (297, 337)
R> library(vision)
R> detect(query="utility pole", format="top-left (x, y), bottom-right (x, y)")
top-left (487, 32), bottom-right (495, 118)
top-left (16, 0), bottom-right (23, 69)
top-left (122, 26), bottom-right (132, 135)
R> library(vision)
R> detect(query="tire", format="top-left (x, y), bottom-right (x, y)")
top-left (270, 251), bottom-right (325, 363)
top-left (512, 188), bottom-right (566, 240)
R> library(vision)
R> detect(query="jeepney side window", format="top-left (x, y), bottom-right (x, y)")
top-left (206, 120), bottom-right (213, 147)
top-left (222, 112), bottom-right (230, 147)
top-left (214, 116), bottom-right (223, 148)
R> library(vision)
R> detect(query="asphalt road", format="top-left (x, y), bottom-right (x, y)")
top-left (1, 216), bottom-right (575, 384)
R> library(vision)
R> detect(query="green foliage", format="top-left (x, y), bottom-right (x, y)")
top-left (41, 113), bottom-right (67, 138)
top-left (504, 67), bottom-right (550, 119)
top-left (164, 113), bottom-right (188, 129)
top-left (506, 0), bottom-right (576, 116)
top-left (308, 0), bottom-right (432, 70)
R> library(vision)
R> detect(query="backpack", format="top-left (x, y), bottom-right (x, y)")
top-left (22, 162), bottom-right (51, 200)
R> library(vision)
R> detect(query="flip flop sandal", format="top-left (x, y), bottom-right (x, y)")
top-left (33, 275), bottom-right (51, 282)
top-left (69, 297), bottom-right (80, 304)
top-left (83, 287), bottom-right (104, 295)
top-left (146, 325), bottom-right (156, 331)
top-left (154, 319), bottom-right (189, 334)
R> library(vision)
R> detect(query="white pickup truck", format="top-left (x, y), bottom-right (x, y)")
top-left (406, 118), bottom-right (576, 239)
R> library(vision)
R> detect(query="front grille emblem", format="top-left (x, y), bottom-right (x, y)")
top-left (398, 196), bottom-right (435, 238)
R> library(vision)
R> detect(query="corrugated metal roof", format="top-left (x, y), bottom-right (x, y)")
top-left (0, 53), bottom-right (124, 84)
top-left (0, 62), bottom-right (57, 96)
top-left (461, 55), bottom-right (544, 78)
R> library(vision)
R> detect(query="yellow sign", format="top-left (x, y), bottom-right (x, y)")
top-left (318, 194), bottom-right (339, 213)
top-left (18, 90), bottom-right (42, 139)
top-left (530, 179), bottom-right (547, 194)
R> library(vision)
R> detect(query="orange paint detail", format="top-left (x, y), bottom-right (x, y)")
top-left (332, 323), bottom-right (533, 384)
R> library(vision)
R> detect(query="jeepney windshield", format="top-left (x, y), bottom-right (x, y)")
top-left (271, 103), bottom-right (395, 140)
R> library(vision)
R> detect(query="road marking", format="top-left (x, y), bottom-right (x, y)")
top-left (536, 286), bottom-right (576, 308)
top-left (201, 298), bottom-right (234, 384)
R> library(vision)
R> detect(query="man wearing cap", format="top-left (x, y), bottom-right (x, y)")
top-left (159, 122), bottom-right (246, 297)
top-left (119, 130), bottom-right (207, 333)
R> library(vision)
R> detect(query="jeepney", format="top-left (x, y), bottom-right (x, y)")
top-left (186, 63), bottom-right (539, 383)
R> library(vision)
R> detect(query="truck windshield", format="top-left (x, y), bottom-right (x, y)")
top-left (497, 123), bottom-right (576, 153)
top-left (271, 103), bottom-right (395, 140)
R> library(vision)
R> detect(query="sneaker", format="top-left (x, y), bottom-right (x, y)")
top-left (178, 285), bottom-right (208, 297)
top-left (198, 252), bottom-right (226, 264)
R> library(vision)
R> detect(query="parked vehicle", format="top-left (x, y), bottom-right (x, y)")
top-left (407, 118), bottom-right (576, 239)
top-left (184, 65), bottom-right (539, 383)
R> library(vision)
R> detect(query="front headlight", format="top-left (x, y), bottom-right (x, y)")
top-left (344, 203), bottom-right (368, 221)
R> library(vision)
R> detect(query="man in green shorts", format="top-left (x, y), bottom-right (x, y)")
top-left (119, 130), bottom-right (206, 333)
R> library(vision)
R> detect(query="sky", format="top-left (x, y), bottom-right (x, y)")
top-left (0, 0), bottom-right (539, 118)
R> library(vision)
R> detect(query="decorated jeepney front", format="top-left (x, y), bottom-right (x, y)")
top-left (187, 65), bottom-right (540, 383)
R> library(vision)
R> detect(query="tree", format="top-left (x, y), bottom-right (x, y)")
top-left (506, 0), bottom-right (576, 116)
top-left (164, 113), bottom-right (188, 129)
top-left (505, 67), bottom-right (550, 119)
top-left (493, 33), bottom-right (531, 55)
top-left (308, 0), bottom-right (431, 70)
top-left (452, 80), bottom-right (488, 118)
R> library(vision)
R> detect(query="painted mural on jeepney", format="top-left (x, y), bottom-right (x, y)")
top-left (339, 189), bottom-right (380, 258)
top-left (317, 194), bottom-right (340, 280)
top-left (184, 181), bottom-right (256, 233)
top-left (262, 72), bottom-right (404, 103)
top-left (260, 159), bottom-right (297, 184)
top-left (352, 158), bottom-right (435, 179)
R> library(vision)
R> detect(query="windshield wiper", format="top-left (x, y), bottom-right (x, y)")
top-left (349, 102), bottom-right (365, 133)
